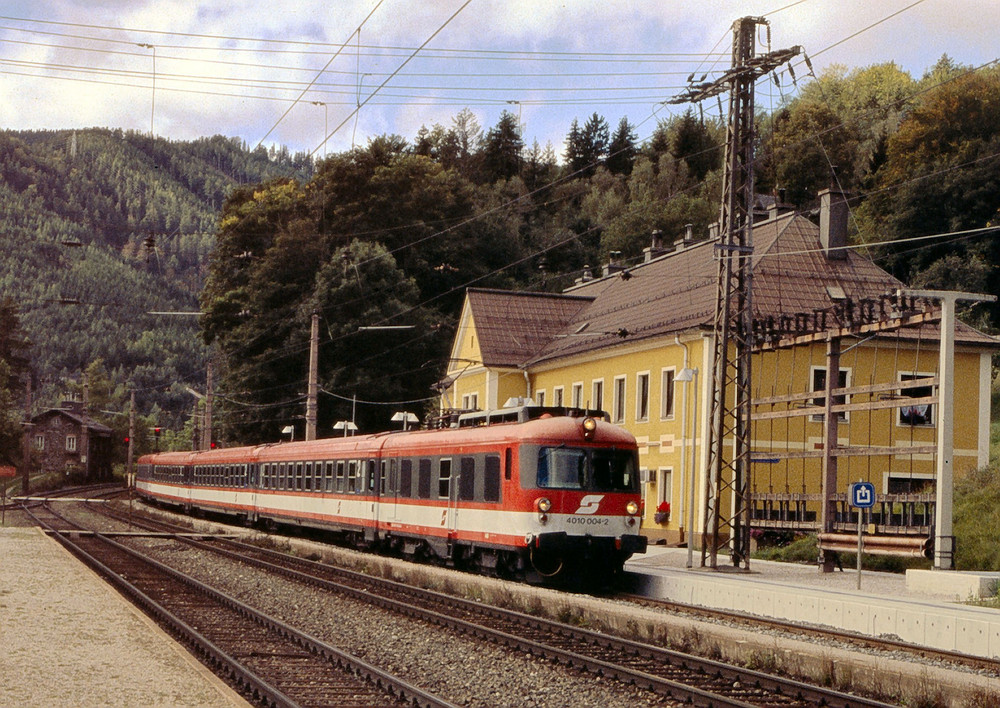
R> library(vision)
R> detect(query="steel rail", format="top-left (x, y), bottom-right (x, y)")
top-left (121, 518), bottom-right (892, 708)
top-left (25, 504), bottom-right (456, 708)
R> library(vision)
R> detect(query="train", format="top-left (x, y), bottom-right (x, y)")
top-left (135, 404), bottom-right (647, 585)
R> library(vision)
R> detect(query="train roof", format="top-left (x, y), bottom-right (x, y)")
top-left (139, 408), bottom-right (636, 466)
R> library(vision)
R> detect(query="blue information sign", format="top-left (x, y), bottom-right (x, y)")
top-left (849, 481), bottom-right (876, 509)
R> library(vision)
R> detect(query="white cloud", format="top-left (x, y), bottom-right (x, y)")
top-left (1, 0), bottom-right (995, 154)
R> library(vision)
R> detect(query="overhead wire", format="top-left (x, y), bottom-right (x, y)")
top-left (17, 2), bottom-right (993, 416)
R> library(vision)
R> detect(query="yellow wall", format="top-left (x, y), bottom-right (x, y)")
top-left (443, 315), bottom-right (989, 544)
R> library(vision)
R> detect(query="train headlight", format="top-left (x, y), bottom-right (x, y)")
top-left (536, 497), bottom-right (552, 513)
top-left (581, 416), bottom-right (597, 440)
top-left (626, 500), bottom-right (639, 515)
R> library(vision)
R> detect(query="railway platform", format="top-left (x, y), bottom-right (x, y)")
top-left (0, 527), bottom-right (250, 708)
top-left (625, 545), bottom-right (1000, 660)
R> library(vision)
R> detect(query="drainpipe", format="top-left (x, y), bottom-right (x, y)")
top-left (522, 369), bottom-right (532, 403)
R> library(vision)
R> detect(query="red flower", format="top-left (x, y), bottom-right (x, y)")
top-left (657, 501), bottom-right (670, 514)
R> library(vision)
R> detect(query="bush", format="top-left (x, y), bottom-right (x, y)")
top-left (954, 466), bottom-right (1000, 571)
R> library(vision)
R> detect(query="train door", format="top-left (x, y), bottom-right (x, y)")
top-left (363, 459), bottom-right (378, 543)
top-left (440, 458), bottom-right (458, 542)
top-left (376, 458), bottom-right (396, 538)
top-left (247, 463), bottom-right (259, 524)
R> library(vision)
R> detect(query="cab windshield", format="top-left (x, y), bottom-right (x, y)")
top-left (535, 446), bottom-right (638, 492)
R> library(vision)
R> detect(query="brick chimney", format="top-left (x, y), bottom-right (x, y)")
top-left (819, 188), bottom-right (848, 260)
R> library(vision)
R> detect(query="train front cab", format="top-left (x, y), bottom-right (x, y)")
top-left (515, 426), bottom-right (646, 585)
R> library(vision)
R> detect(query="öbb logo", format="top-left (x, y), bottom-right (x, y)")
top-left (574, 495), bottom-right (604, 515)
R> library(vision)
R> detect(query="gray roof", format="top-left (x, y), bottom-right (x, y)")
top-left (465, 212), bottom-right (997, 369)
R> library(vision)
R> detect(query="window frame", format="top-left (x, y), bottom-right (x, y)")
top-left (810, 365), bottom-right (851, 422)
top-left (660, 368), bottom-right (676, 420)
top-left (591, 379), bottom-right (604, 414)
top-left (897, 371), bottom-right (935, 427)
top-left (635, 371), bottom-right (650, 422)
top-left (612, 375), bottom-right (627, 424)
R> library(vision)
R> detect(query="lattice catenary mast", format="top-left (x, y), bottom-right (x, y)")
top-left (668, 17), bottom-right (800, 569)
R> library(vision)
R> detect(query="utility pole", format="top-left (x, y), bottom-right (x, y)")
top-left (305, 312), bottom-right (319, 441)
top-left (669, 16), bottom-right (800, 569)
top-left (202, 361), bottom-right (213, 450)
top-left (20, 377), bottom-right (33, 495)
top-left (127, 389), bottom-right (136, 485)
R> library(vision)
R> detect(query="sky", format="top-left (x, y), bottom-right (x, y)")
top-left (0, 0), bottom-right (996, 160)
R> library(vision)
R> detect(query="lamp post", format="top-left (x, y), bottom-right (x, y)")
top-left (311, 101), bottom-right (328, 158)
top-left (333, 421), bottom-right (358, 437)
top-left (281, 424), bottom-right (295, 442)
top-left (675, 366), bottom-right (699, 568)
top-left (391, 411), bottom-right (419, 431)
top-left (136, 43), bottom-right (156, 136)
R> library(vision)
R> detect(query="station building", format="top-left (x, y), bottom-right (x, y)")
top-left (30, 395), bottom-right (114, 481)
top-left (438, 191), bottom-right (997, 547)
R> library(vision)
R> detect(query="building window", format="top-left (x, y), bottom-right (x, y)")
top-left (34, 434), bottom-right (45, 451)
top-left (571, 382), bottom-right (583, 408)
top-left (655, 469), bottom-right (672, 522)
top-left (592, 380), bottom-right (604, 413)
top-left (636, 372), bottom-right (650, 421)
top-left (811, 366), bottom-right (850, 421)
top-left (612, 376), bottom-right (626, 424)
top-left (660, 369), bottom-right (675, 419)
top-left (462, 393), bottom-right (479, 411)
top-left (553, 386), bottom-right (564, 407)
top-left (899, 373), bottom-right (934, 426)
top-left (657, 469), bottom-right (673, 507)
top-left (66, 435), bottom-right (77, 452)
top-left (536, 390), bottom-right (545, 406)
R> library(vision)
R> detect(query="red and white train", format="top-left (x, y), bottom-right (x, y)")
top-left (136, 405), bottom-right (647, 584)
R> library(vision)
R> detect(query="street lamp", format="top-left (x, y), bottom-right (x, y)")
top-left (333, 421), bottom-right (358, 437)
top-left (311, 101), bottom-right (328, 158)
top-left (391, 411), bottom-right (419, 431)
top-left (281, 424), bottom-right (295, 442)
top-left (675, 366), bottom-right (699, 568)
top-left (136, 43), bottom-right (156, 137)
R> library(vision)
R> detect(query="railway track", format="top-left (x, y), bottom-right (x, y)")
top-left (108, 500), bottom-right (1000, 679)
top-left (93, 503), bottom-right (897, 708)
top-left (22, 501), bottom-right (456, 708)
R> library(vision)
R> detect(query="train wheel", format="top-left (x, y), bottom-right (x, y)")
top-left (529, 547), bottom-right (564, 580)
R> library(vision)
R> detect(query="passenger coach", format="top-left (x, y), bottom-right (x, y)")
top-left (136, 405), bottom-right (647, 584)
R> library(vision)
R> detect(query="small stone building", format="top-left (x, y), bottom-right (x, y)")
top-left (30, 399), bottom-right (113, 480)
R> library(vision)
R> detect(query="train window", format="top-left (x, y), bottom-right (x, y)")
top-left (304, 462), bottom-right (313, 491)
top-left (348, 461), bottom-right (358, 492)
top-left (379, 461), bottom-right (389, 494)
top-left (505, 448), bottom-right (512, 480)
top-left (295, 462), bottom-right (304, 491)
top-left (484, 455), bottom-right (501, 502)
top-left (535, 446), bottom-right (639, 492)
top-left (399, 459), bottom-right (412, 498)
top-left (438, 459), bottom-right (452, 499)
top-left (458, 457), bottom-right (476, 501)
top-left (324, 462), bottom-right (334, 492)
top-left (277, 463), bottom-right (286, 489)
top-left (367, 460), bottom-right (376, 492)
top-left (336, 461), bottom-right (345, 492)
top-left (417, 459), bottom-right (432, 499)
